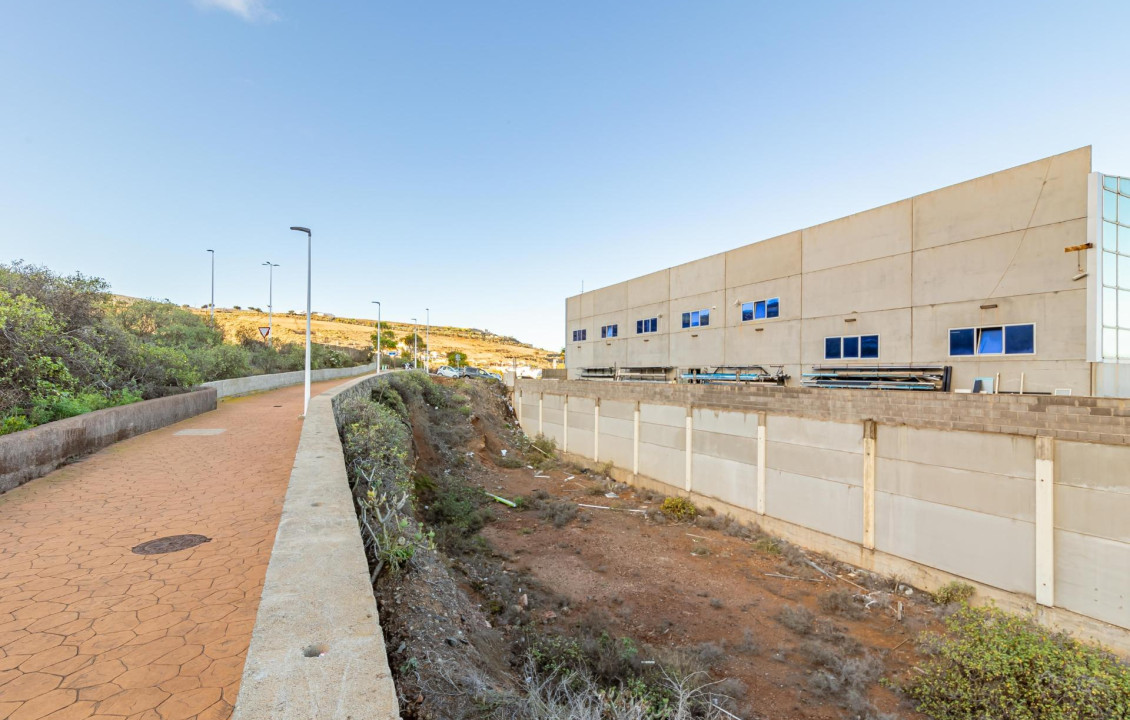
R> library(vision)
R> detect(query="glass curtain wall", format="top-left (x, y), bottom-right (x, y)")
top-left (1101, 175), bottom-right (1130, 359)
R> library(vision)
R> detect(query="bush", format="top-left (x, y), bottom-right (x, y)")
top-left (818, 589), bottom-right (864, 619)
top-left (932, 581), bottom-right (975, 605)
top-left (777, 605), bottom-right (815, 635)
top-left (660, 497), bottom-right (697, 522)
top-left (906, 604), bottom-right (1130, 720)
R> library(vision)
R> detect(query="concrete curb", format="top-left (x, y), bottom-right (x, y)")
top-left (203, 362), bottom-right (377, 399)
top-left (232, 372), bottom-right (400, 720)
top-left (0, 387), bottom-right (217, 494)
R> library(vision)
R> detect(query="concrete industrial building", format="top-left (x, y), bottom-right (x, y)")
top-left (566, 147), bottom-right (1130, 396)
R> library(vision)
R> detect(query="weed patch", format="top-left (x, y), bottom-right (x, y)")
top-left (906, 604), bottom-right (1130, 720)
top-left (660, 496), bottom-right (698, 522)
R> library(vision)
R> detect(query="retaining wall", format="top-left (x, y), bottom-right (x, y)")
top-left (516, 378), bottom-right (1130, 652)
top-left (233, 372), bottom-right (398, 720)
top-left (203, 362), bottom-right (378, 399)
top-left (0, 388), bottom-right (217, 494)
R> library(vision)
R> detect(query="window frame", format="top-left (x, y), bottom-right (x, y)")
top-left (824, 334), bottom-right (880, 360)
top-left (947, 323), bottom-right (1036, 357)
top-left (740, 297), bottom-right (780, 323)
top-left (571, 329), bottom-right (588, 342)
top-left (682, 308), bottom-right (710, 328)
top-left (636, 317), bottom-right (658, 334)
top-left (600, 324), bottom-right (618, 339)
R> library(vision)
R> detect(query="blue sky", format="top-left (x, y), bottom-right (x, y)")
top-left (2, 1), bottom-right (1128, 350)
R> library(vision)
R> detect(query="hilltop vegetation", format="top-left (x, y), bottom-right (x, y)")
top-left (0, 261), bottom-right (358, 434)
top-left (202, 307), bottom-right (557, 370)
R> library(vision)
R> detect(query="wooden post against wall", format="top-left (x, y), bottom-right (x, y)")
top-left (862, 420), bottom-right (877, 551)
top-left (563, 395), bottom-right (569, 453)
top-left (757, 412), bottom-right (767, 515)
top-left (1035, 435), bottom-right (1055, 607)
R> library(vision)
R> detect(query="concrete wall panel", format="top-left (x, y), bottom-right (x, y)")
top-left (692, 454), bottom-right (756, 510)
top-left (671, 254), bottom-right (726, 300)
top-left (694, 429), bottom-right (758, 465)
top-left (803, 254), bottom-right (912, 318)
top-left (1055, 484), bottom-right (1130, 543)
top-left (803, 200), bottom-right (912, 273)
top-left (1055, 529), bottom-right (1129, 629)
top-left (912, 220), bottom-right (1086, 307)
top-left (912, 147), bottom-right (1089, 251)
top-left (766, 470), bottom-right (863, 543)
top-left (725, 232), bottom-right (803, 288)
top-left (691, 407), bottom-right (758, 437)
top-left (627, 269), bottom-right (670, 309)
top-left (878, 426), bottom-right (1035, 479)
top-left (768, 415), bottom-right (862, 454)
top-left (638, 443), bottom-right (685, 487)
top-left (767, 440), bottom-right (862, 487)
top-left (875, 493), bottom-right (1034, 593)
top-left (876, 458), bottom-right (1034, 521)
top-left (640, 402), bottom-right (686, 428)
top-left (1055, 441), bottom-right (1130, 493)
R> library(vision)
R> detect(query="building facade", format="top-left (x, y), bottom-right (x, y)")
top-left (566, 147), bottom-right (1130, 396)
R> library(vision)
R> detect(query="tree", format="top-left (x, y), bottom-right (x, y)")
top-left (402, 332), bottom-right (423, 350)
top-left (371, 322), bottom-right (397, 352)
top-left (446, 351), bottom-right (467, 367)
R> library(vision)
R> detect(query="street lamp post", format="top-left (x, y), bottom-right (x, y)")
top-left (289, 227), bottom-right (312, 416)
top-left (371, 301), bottom-right (381, 374)
top-left (206, 249), bottom-right (215, 326)
top-left (262, 261), bottom-right (279, 347)
top-left (412, 318), bottom-right (418, 369)
top-left (425, 308), bottom-right (430, 373)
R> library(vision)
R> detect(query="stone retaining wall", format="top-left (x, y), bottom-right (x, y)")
top-left (203, 362), bottom-right (377, 399)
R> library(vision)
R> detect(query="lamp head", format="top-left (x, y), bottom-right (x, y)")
top-left (290, 226), bottom-right (311, 236)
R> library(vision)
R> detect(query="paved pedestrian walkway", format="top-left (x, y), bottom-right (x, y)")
top-left (0, 379), bottom-right (354, 720)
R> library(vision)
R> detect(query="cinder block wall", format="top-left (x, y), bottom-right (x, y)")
top-left (515, 378), bottom-right (1130, 652)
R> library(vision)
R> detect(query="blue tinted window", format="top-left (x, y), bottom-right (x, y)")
top-left (825, 337), bottom-right (841, 359)
top-left (843, 336), bottom-right (860, 358)
top-left (741, 302), bottom-right (753, 321)
top-left (1105, 176), bottom-right (1119, 191)
top-left (682, 312), bottom-right (691, 328)
top-left (754, 301), bottom-right (766, 319)
top-left (1005, 324), bottom-right (1034, 354)
top-left (1105, 190), bottom-right (1117, 221)
top-left (690, 311), bottom-right (700, 327)
top-left (860, 335), bottom-right (879, 358)
top-left (767, 298), bottom-right (779, 318)
top-left (700, 309), bottom-right (709, 326)
top-left (950, 328), bottom-right (975, 355)
top-left (601, 326), bottom-right (606, 339)
top-left (637, 320), bottom-right (643, 334)
top-left (978, 327), bottom-right (1003, 354)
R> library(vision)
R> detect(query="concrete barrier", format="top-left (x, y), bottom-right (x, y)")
top-left (233, 372), bottom-right (399, 720)
top-left (0, 387), bottom-right (218, 494)
top-left (203, 362), bottom-right (378, 399)
top-left (516, 378), bottom-right (1130, 654)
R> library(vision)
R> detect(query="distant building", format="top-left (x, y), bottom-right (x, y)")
top-left (566, 147), bottom-right (1130, 396)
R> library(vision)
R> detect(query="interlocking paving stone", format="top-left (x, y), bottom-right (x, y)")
top-left (0, 380), bottom-right (352, 719)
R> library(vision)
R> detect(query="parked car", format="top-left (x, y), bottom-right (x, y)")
top-left (461, 367), bottom-right (499, 381)
top-left (436, 366), bottom-right (460, 378)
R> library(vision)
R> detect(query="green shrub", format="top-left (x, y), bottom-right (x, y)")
top-left (932, 580), bottom-right (976, 605)
top-left (906, 604), bottom-right (1130, 719)
top-left (0, 414), bottom-right (33, 435)
top-left (660, 496), bottom-right (697, 522)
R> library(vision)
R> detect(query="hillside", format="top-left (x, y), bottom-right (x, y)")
top-left (188, 306), bottom-right (559, 370)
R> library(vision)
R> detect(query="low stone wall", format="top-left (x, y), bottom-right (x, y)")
top-left (0, 388), bottom-right (217, 494)
top-left (203, 362), bottom-right (377, 399)
top-left (233, 372), bottom-right (399, 720)
top-left (515, 378), bottom-right (1130, 653)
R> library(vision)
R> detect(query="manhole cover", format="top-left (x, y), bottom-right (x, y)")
top-left (131, 534), bottom-right (211, 555)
